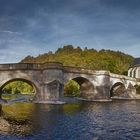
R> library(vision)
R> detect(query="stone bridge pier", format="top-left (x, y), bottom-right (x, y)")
top-left (38, 68), bottom-right (64, 101)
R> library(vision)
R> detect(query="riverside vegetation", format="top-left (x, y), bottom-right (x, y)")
top-left (3, 45), bottom-right (134, 96)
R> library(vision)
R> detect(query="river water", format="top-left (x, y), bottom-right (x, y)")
top-left (0, 100), bottom-right (140, 140)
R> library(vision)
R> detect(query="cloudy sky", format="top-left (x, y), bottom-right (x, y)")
top-left (0, 0), bottom-right (140, 63)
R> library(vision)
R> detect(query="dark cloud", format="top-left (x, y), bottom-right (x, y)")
top-left (0, 0), bottom-right (140, 63)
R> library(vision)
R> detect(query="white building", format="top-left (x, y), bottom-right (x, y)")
top-left (128, 58), bottom-right (140, 78)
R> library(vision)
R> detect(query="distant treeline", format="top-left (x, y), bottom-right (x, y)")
top-left (21, 45), bottom-right (134, 75)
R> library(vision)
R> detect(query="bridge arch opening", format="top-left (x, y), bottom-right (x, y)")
top-left (110, 82), bottom-right (126, 98)
top-left (134, 85), bottom-right (140, 95)
top-left (64, 77), bottom-right (95, 99)
top-left (0, 78), bottom-right (37, 101)
top-left (64, 80), bottom-right (80, 97)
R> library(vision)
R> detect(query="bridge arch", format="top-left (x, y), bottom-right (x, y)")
top-left (64, 76), bottom-right (96, 99)
top-left (110, 82), bottom-right (126, 98)
top-left (0, 78), bottom-right (38, 99)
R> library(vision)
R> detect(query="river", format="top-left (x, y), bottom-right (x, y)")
top-left (0, 99), bottom-right (140, 140)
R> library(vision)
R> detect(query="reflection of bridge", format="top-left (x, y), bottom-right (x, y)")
top-left (0, 62), bottom-right (139, 102)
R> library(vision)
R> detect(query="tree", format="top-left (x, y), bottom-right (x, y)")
top-left (64, 80), bottom-right (80, 97)
top-left (3, 81), bottom-right (35, 94)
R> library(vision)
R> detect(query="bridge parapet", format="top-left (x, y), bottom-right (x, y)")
top-left (41, 62), bottom-right (63, 69)
top-left (0, 63), bottom-right (41, 70)
top-left (0, 63), bottom-right (137, 81)
top-left (110, 73), bottom-right (137, 81)
top-left (64, 66), bottom-right (110, 75)
top-left (0, 62), bottom-right (63, 70)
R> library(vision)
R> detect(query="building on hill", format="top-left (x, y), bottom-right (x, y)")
top-left (128, 58), bottom-right (140, 78)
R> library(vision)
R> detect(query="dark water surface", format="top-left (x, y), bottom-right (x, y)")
top-left (0, 100), bottom-right (140, 140)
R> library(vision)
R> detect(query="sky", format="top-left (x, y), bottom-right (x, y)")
top-left (0, 0), bottom-right (140, 63)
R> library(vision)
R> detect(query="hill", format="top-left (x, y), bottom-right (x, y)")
top-left (21, 45), bottom-right (134, 75)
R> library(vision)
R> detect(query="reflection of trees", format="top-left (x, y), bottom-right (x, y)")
top-left (0, 103), bottom-right (83, 137)
top-left (0, 104), bottom-right (10, 135)
top-left (63, 104), bottom-right (82, 115)
top-left (0, 103), bottom-right (36, 136)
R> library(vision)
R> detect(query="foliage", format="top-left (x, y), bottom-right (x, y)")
top-left (3, 81), bottom-right (35, 94)
top-left (64, 80), bottom-right (80, 97)
top-left (3, 103), bottom-right (35, 121)
top-left (21, 45), bottom-right (134, 75)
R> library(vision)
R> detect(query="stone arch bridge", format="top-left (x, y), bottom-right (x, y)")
top-left (0, 62), bottom-right (139, 102)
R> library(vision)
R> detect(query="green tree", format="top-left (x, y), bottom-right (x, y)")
top-left (3, 81), bottom-right (35, 94)
top-left (64, 80), bottom-right (80, 97)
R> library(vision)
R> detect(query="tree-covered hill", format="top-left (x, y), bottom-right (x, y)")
top-left (21, 45), bottom-right (134, 75)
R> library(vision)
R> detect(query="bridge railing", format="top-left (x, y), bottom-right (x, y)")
top-left (0, 63), bottom-right (41, 70)
top-left (64, 66), bottom-right (110, 75)
top-left (0, 62), bottom-right (111, 75)
top-left (110, 72), bottom-right (137, 81)
top-left (41, 62), bottom-right (63, 69)
top-left (0, 62), bottom-right (63, 70)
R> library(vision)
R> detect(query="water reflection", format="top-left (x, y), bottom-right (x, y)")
top-left (0, 103), bottom-right (35, 136)
top-left (0, 101), bottom-right (140, 139)
top-left (63, 104), bottom-right (82, 115)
